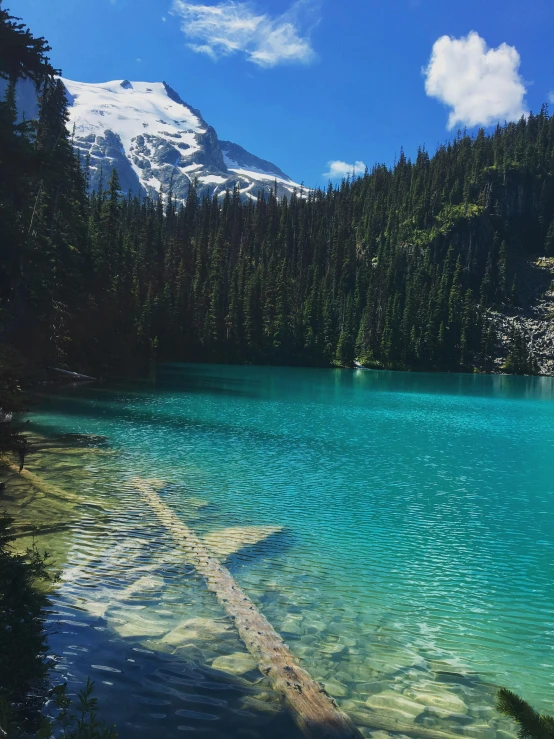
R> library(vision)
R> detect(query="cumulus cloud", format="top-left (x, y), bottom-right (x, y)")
top-left (171, 0), bottom-right (319, 68)
top-left (323, 160), bottom-right (367, 179)
top-left (424, 31), bottom-right (528, 129)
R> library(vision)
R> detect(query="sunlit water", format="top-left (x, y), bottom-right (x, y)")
top-left (3, 365), bottom-right (554, 739)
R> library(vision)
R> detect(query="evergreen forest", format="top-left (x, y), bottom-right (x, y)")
top-left (2, 9), bottom-right (554, 377)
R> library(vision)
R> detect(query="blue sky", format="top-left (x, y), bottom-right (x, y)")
top-left (6, 0), bottom-right (554, 187)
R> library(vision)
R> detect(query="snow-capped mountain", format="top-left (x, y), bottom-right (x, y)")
top-left (61, 78), bottom-right (301, 201)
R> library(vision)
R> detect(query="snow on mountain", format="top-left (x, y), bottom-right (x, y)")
top-left (61, 78), bottom-right (301, 201)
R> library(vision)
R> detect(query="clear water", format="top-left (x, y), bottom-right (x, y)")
top-left (4, 364), bottom-right (554, 739)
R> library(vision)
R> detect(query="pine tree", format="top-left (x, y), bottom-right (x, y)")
top-left (502, 327), bottom-right (538, 375)
top-left (497, 688), bottom-right (554, 739)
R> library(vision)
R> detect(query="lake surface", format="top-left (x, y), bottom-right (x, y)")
top-left (5, 365), bottom-right (554, 738)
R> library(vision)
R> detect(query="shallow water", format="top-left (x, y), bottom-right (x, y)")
top-left (3, 365), bottom-right (554, 738)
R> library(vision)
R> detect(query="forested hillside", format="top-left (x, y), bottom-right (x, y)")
top-left (2, 10), bottom-right (554, 376)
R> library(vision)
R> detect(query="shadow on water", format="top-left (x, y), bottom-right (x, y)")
top-left (98, 362), bottom-right (266, 400)
top-left (51, 613), bottom-right (303, 739)
top-left (225, 530), bottom-right (295, 574)
top-left (159, 362), bottom-right (554, 402)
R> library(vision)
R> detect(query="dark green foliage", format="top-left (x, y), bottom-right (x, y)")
top-left (76, 104), bottom-right (553, 372)
top-left (66, 107), bottom-right (553, 373)
top-left (0, 346), bottom-right (31, 457)
top-left (497, 688), bottom-right (554, 739)
top-left (0, 514), bottom-right (52, 734)
top-left (2, 10), bottom-right (554, 375)
top-left (36, 680), bottom-right (117, 739)
top-left (0, 9), bottom-right (89, 367)
top-left (0, 481), bottom-right (116, 738)
top-left (502, 327), bottom-right (539, 375)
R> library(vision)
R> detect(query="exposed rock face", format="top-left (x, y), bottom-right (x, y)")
top-left (60, 78), bottom-right (302, 202)
top-left (82, 129), bottom-right (145, 196)
top-left (486, 257), bottom-right (554, 375)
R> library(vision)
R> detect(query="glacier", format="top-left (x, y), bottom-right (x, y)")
top-left (61, 78), bottom-right (303, 201)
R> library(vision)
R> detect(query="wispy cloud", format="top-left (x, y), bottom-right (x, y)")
top-left (323, 160), bottom-right (367, 179)
top-left (171, 0), bottom-right (320, 67)
top-left (424, 31), bottom-right (528, 129)
top-left (549, 91), bottom-right (554, 104)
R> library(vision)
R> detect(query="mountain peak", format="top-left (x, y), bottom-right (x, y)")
top-left (61, 77), bottom-right (300, 201)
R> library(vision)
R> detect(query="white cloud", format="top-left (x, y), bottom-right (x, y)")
top-left (424, 31), bottom-right (528, 129)
top-left (549, 91), bottom-right (554, 104)
top-left (171, 0), bottom-right (319, 67)
top-left (324, 160), bottom-right (367, 179)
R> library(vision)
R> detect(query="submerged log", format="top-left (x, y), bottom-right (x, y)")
top-left (5, 461), bottom-right (103, 508)
top-left (50, 367), bottom-right (96, 382)
top-left (132, 477), bottom-right (363, 739)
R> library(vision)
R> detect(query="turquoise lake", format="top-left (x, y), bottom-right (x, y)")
top-left (12, 364), bottom-right (554, 738)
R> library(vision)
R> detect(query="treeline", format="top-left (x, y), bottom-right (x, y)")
top-left (2, 10), bottom-right (554, 376)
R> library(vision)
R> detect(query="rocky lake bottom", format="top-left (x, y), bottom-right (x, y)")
top-left (2, 365), bottom-right (554, 738)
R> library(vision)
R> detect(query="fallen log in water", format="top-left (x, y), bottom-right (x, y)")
top-left (5, 461), bottom-right (103, 508)
top-left (10, 522), bottom-right (70, 539)
top-left (50, 367), bottom-right (96, 382)
top-left (132, 477), bottom-right (363, 739)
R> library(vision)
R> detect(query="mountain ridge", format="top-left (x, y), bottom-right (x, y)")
top-left (61, 77), bottom-right (302, 201)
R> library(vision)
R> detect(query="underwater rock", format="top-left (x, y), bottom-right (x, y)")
top-left (82, 601), bottom-right (110, 619)
top-left (455, 723), bottom-right (498, 739)
top-left (161, 617), bottom-right (233, 646)
top-left (211, 651), bottom-right (257, 676)
top-left (172, 643), bottom-right (210, 661)
top-left (407, 688), bottom-right (469, 715)
top-left (365, 649), bottom-right (426, 675)
top-left (202, 525), bottom-right (284, 559)
top-left (320, 640), bottom-right (347, 657)
top-left (119, 575), bottom-right (165, 599)
top-left (240, 694), bottom-right (280, 716)
top-left (293, 644), bottom-right (314, 660)
top-left (365, 690), bottom-right (425, 721)
top-left (417, 706), bottom-right (473, 723)
top-left (354, 680), bottom-right (392, 695)
top-left (140, 638), bottom-right (178, 655)
top-left (338, 702), bottom-right (382, 728)
top-left (495, 730), bottom-right (519, 739)
top-left (113, 616), bottom-right (169, 638)
top-left (323, 678), bottom-right (349, 697)
top-left (240, 693), bottom-right (281, 716)
top-left (340, 635), bottom-right (357, 647)
top-left (428, 660), bottom-right (469, 675)
top-left (280, 613), bottom-right (303, 635)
